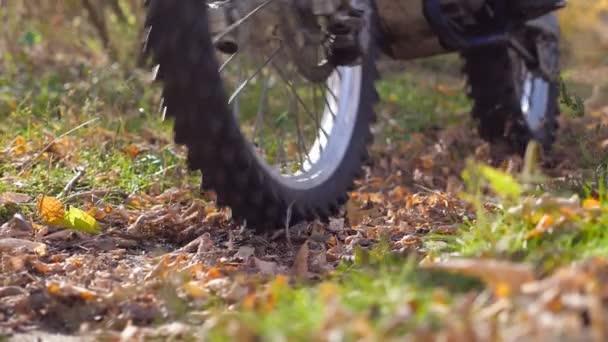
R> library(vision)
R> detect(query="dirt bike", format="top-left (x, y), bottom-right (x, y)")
top-left (143, 0), bottom-right (566, 230)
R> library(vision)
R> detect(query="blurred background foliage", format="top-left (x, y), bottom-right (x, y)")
top-left (1, 1), bottom-right (607, 68)
top-left (559, 0), bottom-right (608, 65)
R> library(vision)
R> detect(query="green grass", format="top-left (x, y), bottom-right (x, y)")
top-left (201, 243), bottom-right (481, 341)
top-left (0, 58), bottom-right (200, 219)
top-left (425, 159), bottom-right (608, 273)
top-left (375, 70), bottom-right (471, 142)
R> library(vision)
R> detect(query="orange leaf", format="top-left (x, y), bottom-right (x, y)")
top-left (123, 144), bottom-right (141, 158)
top-left (206, 267), bottom-right (222, 279)
top-left (494, 282), bottom-right (512, 298)
top-left (10, 136), bottom-right (30, 156)
top-left (526, 214), bottom-right (555, 239)
top-left (36, 196), bottom-right (65, 225)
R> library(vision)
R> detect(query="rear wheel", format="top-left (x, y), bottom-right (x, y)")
top-left (144, 0), bottom-right (379, 230)
top-left (462, 15), bottom-right (560, 152)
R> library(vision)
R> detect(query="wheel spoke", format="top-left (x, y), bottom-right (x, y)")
top-left (219, 53), bottom-right (237, 72)
top-left (228, 44), bottom-right (282, 105)
top-left (212, 0), bottom-right (277, 45)
top-left (252, 75), bottom-right (271, 144)
top-left (288, 91), bottom-right (310, 171)
top-left (271, 61), bottom-right (330, 139)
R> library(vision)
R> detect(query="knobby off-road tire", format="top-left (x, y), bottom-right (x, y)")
top-left (144, 0), bottom-right (379, 230)
top-left (462, 15), bottom-right (560, 152)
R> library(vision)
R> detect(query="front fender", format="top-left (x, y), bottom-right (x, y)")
top-left (526, 13), bottom-right (560, 38)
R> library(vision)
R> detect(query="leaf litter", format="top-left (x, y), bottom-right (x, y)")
top-left (2, 76), bottom-right (608, 341)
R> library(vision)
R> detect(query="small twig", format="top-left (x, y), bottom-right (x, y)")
top-left (284, 201), bottom-right (295, 249)
top-left (63, 189), bottom-right (127, 203)
top-left (126, 214), bottom-right (149, 235)
top-left (59, 167), bottom-right (86, 198)
top-left (19, 118), bottom-right (99, 175)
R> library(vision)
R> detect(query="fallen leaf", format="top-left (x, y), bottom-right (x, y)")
top-left (235, 246), bottom-right (255, 260)
top-left (0, 213), bottom-right (33, 238)
top-left (36, 196), bottom-right (65, 225)
top-left (526, 214), bottom-right (556, 239)
top-left (47, 281), bottom-right (98, 301)
top-left (293, 240), bottom-right (309, 277)
top-left (123, 144), bottom-right (141, 158)
top-left (0, 238), bottom-right (47, 256)
top-left (0, 192), bottom-right (30, 205)
top-left (254, 257), bottom-right (278, 275)
top-left (63, 206), bottom-right (101, 234)
top-left (183, 281), bottom-right (207, 299)
top-left (583, 198), bottom-right (601, 211)
top-left (9, 136), bottom-right (30, 156)
top-left (206, 267), bottom-right (223, 279)
top-left (421, 258), bottom-right (535, 297)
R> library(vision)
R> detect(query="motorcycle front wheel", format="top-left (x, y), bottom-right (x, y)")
top-left (144, 0), bottom-right (379, 230)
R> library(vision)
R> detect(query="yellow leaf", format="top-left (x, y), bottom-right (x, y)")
top-left (583, 198), bottom-right (601, 211)
top-left (183, 281), bottom-right (207, 299)
top-left (11, 136), bottom-right (30, 156)
top-left (62, 206), bottom-right (101, 234)
top-left (36, 196), bottom-right (65, 225)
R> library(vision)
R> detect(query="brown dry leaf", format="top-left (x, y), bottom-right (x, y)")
top-left (419, 154), bottom-right (435, 169)
top-left (234, 246), bottom-right (255, 260)
top-left (0, 213), bottom-right (33, 238)
top-left (293, 240), bottom-right (309, 277)
top-left (87, 206), bottom-right (107, 220)
top-left (388, 186), bottom-right (410, 202)
top-left (254, 257), bottom-right (278, 275)
top-left (346, 201), bottom-right (382, 227)
top-left (47, 136), bottom-right (72, 157)
top-left (435, 84), bottom-right (458, 96)
top-left (0, 238), bottom-right (47, 256)
top-left (421, 257), bottom-right (535, 297)
top-left (0, 192), bottom-right (30, 205)
top-left (123, 144), bottom-right (141, 159)
top-left (36, 196), bottom-right (65, 225)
